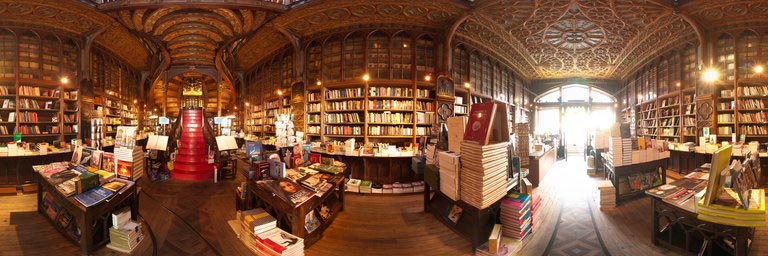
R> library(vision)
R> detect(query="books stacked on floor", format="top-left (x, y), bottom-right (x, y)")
top-left (597, 180), bottom-right (615, 208)
top-left (460, 141), bottom-right (508, 209)
top-left (106, 208), bottom-right (144, 253)
top-left (696, 189), bottom-right (766, 227)
top-left (359, 180), bottom-right (372, 193)
top-left (114, 146), bottom-right (145, 181)
top-left (500, 192), bottom-right (531, 240)
top-left (233, 207), bottom-right (304, 256)
top-left (529, 193), bottom-right (541, 230)
top-left (346, 178), bottom-right (361, 193)
top-left (438, 151), bottom-right (461, 201)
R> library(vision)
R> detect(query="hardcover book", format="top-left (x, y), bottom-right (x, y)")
top-left (116, 160), bottom-right (133, 180)
top-left (260, 178), bottom-right (315, 207)
top-left (90, 150), bottom-right (103, 170)
top-left (101, 152), bottom-right (115, 174)
top-left (73, 186), bottom-right (114, 208)
top-left (463, 102), bottom-right (497, 145)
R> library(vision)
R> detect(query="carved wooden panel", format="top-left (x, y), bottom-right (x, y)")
top-left (695, 94), bottom-right (714, 132)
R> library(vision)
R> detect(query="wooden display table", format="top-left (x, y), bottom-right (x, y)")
top-left (603, 157), bottom-right (667, 205)
top-left (246, 178), bottom-right (344, 247)
top-left (311, 150), bottom-right (418, 184)
top-left (426, 191), bottom-right (501, 250)
top-left (0, 150), bottom-right (71, 190)
top-left (35, 171), bottom-right (139, 255)
top-left (526, 148), bottom-right (555, 187)
top-left (650, 196), bottom-right (753, 255)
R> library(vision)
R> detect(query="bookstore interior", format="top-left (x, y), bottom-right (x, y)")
top-left (4, 0), bottom-right (768, 255)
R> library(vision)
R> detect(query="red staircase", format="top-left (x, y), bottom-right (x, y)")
top-left (171, 108), bottom-right (214, 181)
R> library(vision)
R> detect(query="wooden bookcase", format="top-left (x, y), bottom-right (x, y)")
top-left (657, 93), bottom-right (680, 141)
top-left (735, 80), bottom-right (768, 141)
top-left (305, 87), bottom-right (322, 139)
top-left (681, 88), bottom-right (696, 142)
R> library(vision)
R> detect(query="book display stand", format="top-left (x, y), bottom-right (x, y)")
top-left (35, 171), bottom-right (139, 254)
top-left (216, 136), bottom-right (239, 180)
top-left (146, 135), bottom-right (169, 181)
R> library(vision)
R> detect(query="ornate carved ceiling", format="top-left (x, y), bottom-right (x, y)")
top-left (0, 0), bottom-right (149, 70)
top-left (5, 0), bottom-right (768, 84)
top-left (111, 7), bottom-right (272, 67)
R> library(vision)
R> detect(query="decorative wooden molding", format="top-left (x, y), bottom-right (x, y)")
top-left (695, 94), bottom-right (714, 133)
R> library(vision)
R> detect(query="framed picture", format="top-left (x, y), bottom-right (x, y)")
top-left (436, 75), bottom-right (454, 100)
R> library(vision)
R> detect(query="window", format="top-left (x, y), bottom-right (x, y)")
top-left (306, 41), bottom-right (322, 84)
top-left (415, 35), bottom-right (434, 81)
top-left (391, 32), bottom-right (412, 80)
top-left (716, 33), bottom-right (735, 81)
top-left (452, 44), bottom-right (468, 85)
top-left (367, 31), bottom-right (389, 79)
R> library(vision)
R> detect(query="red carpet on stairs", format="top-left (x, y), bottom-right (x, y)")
top-left (171, 108), bottom-right (214, 181)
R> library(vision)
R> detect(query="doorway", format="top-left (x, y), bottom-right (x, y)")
top-left (563, 106), bottom-right (588, 156)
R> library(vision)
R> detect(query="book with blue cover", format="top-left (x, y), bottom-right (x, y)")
top-left (245, 141), bottom-right (263, 162)
top-left (73, 186), bottom-right (114, 207)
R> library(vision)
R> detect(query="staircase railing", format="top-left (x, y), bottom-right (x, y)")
top-left (166, 111), bottom-right (182, 158)
top-left (201, 110), bottom-right (219, 159)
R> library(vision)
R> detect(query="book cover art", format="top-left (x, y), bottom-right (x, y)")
top-left (279, 146), bottom-right (294, 169)
top-left (445, 204), bottom-right (463, 225)
top-left (304, 210), bottom-right (321, 233)
top-left (267, 158), bottom-right (285, 179)
top-left (102, 179), bottom-right (127, 192)
top-left (79, 147), bottom-right (94, 166)
top-left (90, 150), bottom-right (103, 170)
top-left (116, 160), bottom-right (133, 180)
top-left (70, 145), bottom-right (83, 166)
top-left (463, 102), bottom-right (497, 145)
top-left (308, 153), bottom-right (321, 164)
top-left (245, 141), bottom-right (263, 162)
top-left (73, 186), bottom-right (114, 207)
top-left (49, 169), bottom-right (81, 185)
top-left (263, 178), bottom-right (315, 207)
top-left (101, 152), bottom-right (115, 174)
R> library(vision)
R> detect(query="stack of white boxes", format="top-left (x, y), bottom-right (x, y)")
top-left (438, 151), bottom-right (461, 201)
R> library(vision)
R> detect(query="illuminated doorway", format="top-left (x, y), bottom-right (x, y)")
top-left (564, 106), bottom-right (588, 153)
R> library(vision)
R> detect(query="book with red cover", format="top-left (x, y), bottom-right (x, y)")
top-left (308, 153), bottom-right (321, 164)
top-left (116, 160), bottom-right (133, 180)
top-left (463, 102), bottom-right (497, 145)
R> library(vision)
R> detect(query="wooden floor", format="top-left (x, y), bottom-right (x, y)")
top-left (2, 157), bottom-right (768, 255)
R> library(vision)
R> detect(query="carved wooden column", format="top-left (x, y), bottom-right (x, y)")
top-left (695, 94), bottom-right (715, 139)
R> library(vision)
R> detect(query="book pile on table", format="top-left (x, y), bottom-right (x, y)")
top-left (233, 207), bottom-right (304, 256)
top-left (460, 141), bottom-right (508, 209)
top-left (438, 151), bottom-right (461, 201)
top-left (697, 189), bottom-right (766, 227)
top-left (597, 180), bottom-right (616, 208)
top-left (500, 192), bottom-right (531, 240)
top-left (608, 137), bottom-right (633, 166)
top-left (114, 146), bottom-right (145, 180)
top-left (106, 208), bottom-right (144, 253)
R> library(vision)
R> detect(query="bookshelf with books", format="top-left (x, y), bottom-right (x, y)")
top-left (324, 86), bottom-right (365, 138)
top-left (367, 84), bottom-right (417, 139)
top-left (415, 84), bottom-right (436, 138)
top-left (657, 93), bottom-right (680, 141)
top-left (681, 89), bottom-right (696, 142)
top-left (246, 103), bottom-right (263, 136)
top-left (264, 97), bottom-right (280, 135)
top-left (637, 100), bottom-right (658, 139)
top-left (716, 84), bottom-right (736, 141)
top-left (453, 88), bottom-right (469, 116)
top-left (736, 80), bottom-right (768, 142)
top-left (103, 96), bottom-right (122, 136)
top-left (306, 87), bottom-right (322, 140)
top-left (0, 81), bottom-right (15, 136)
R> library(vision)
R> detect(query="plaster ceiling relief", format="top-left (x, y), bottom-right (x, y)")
top-left (472, 0), bottom-right (672, 79)
top-left (0, 1), bottom-right (108, 35)
top-left (612, 15), bottom-right (695, 79)
top-left (94, 24), bottom-right (150, 70)
top-left (684, 1), bottom-right (768, 28)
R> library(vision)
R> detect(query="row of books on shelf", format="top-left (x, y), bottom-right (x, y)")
top-left (367, 126), bottom-right (414, 136)
top-left (325, 100), bottom-right (363, 111)
top-left (739, 99), bottom-right (768, 109)
top-left (326, 88), bottom-right (364, 98)
top-left (346, 179), bottom-right (425, 194)
top-left (18, 86), bottom-right (56, 97)
top-left (738, 112), bottom-right (768, 123)
top-left (737, 86), bottom-right (768, 97)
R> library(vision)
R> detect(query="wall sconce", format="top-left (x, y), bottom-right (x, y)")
top-left (463, 82), bottom-right (470, 88)
top-left (245, 102), bottom-right (250, 107)
top-left (277, 89), bottom-right (283, 95)
top-left (362, 74), bottom-right (370, 82)
top-left (755, 65), bottom-right (764, 74)
top-left (424, 74), bottom-right (432, 81)
top-left (316, 80), bottom-right (322, 86)
top-left (60, 77), bottom-right (69, 84)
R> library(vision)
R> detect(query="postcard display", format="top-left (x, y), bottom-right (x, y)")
top-left (114, 126), bottom-right (145, 181)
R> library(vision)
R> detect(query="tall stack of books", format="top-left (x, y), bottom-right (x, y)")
top-left (460, 141), bottom-right (508, 209)
top-left (114, 146), bottom-right (145, 180)
top-left (530, 193), bottom-right (541, 231)
top-left (696, 189), bottom-right (766, 227)
top-left (106, 208), bottom-right (144, 253)
top-left (438, 151), bottom-right (461, 201)
top-left (239, 208), bottom-right (277, 235)
top-left (608, 137), bottom-right (633, 166)
top-left (597, 180), bottom-right (616, 208)
top-left (500, 192), bottom-right (531, 240)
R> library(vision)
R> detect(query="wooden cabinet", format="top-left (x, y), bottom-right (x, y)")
top-left (526, 148), bottom-right (556, 187)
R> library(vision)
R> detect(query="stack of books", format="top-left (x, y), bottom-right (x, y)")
top-left (459, 141), bottom-right (508, 209)
top-left (234, 208), bottom-right (305, 256)
top-left (697, 189), bottom-right (766, 227)
top-left (530, 193), bottom-right (541, 231)
top-left (239, 208), bottom-right (277, 235)
top-left (608, 137), bottom-right (634, 166)
top-left (114, 146), bottom-right (145, 181)
top-left (359, 180), bottom-right (372, 193)
top-left (438, 151), bottom-right (461, 201)
top-left (106, 208), bottom-right (144, 253)
top-left (597, 180), bottom-right (616, 208)
top-left (346, 178), bottom-right (361, 193)
top-left (500, 192), bottom-right (532, 240)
